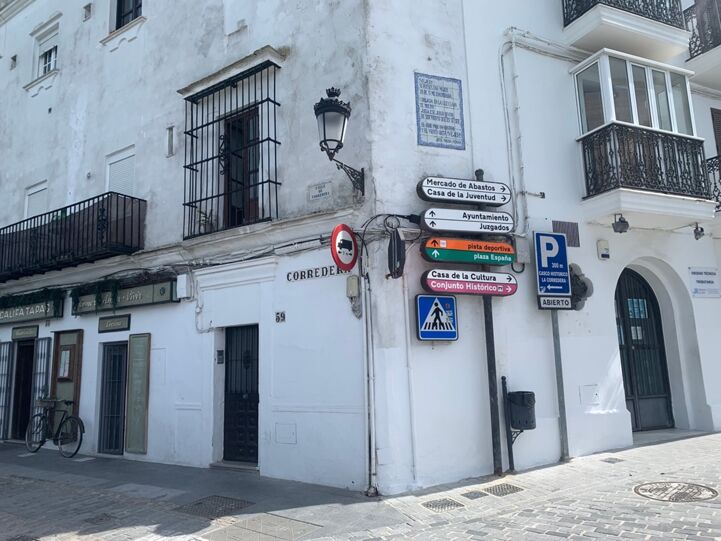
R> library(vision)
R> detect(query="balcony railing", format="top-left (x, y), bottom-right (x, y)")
top-left (709, 156), bottom-right (721, 206)
top-left (0, 192), bottom-right (146, 283)
top-left (685, 0), bottom-right (721, 58)
top-left (563, 0), bottom-right (686, 28)
top-left (581, 123), bottom-right (711, 199)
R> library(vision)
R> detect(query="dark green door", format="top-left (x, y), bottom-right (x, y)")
top-left (615, 269), bottom-right (674, 431)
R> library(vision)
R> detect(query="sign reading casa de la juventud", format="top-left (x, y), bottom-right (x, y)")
top-left (421, 208), bottom-right (514, 235)
top-left (534, 232), bottom-right (572, 310)
top-left (417, 177), bottom-right (511, 207)
top-left (422, 237), bottom-right (515, 266)
top-left (421, 269), bottom-right (518, 297)
top-left (330, 224), bottom-right (358, 272)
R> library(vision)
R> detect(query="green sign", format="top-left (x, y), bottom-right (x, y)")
top-left (422, 238), bottom-right (516, 266)
top-left (74, 281), bottom-right (178, 315)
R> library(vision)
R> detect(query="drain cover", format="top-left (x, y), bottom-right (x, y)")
top-left (601, 457), bottom-right (624, 464)
top-left (461, 490), bottom-right (488, 500)
top-left (84, 513), bottom-right (115, 525)
top-left (635, 482), bottom-right (718, 502)
top-left (175, 495), bottom-right (255, 519)
top-left (422, 498), bottom-right (465, 512)
top-left (483, 483), bottom-right (524, 497)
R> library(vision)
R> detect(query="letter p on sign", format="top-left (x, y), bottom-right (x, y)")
top-left (540, 237), bottom-right (559, 268)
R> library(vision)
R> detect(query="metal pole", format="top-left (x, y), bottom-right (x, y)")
top-left (501, 376), bottom-right (515, 472)
top-left (483, 295), bottom-right (503, 476)
top-left (551, 309), bottom-right (570, 462)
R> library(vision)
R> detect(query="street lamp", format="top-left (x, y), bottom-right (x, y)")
top-left (314, 87), bottom-right (365, 196)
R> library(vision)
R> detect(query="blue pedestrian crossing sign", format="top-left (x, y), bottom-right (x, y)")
top-left (416, 295), bottom-right (458, 341)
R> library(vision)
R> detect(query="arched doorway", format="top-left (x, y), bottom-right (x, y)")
top-left (615, 269), bottom-right (674, 431)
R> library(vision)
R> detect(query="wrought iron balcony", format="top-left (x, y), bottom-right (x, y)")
top-left (685, 0), bottom-right (721, 58)
top-left (581, 123), bottom-right (711, 199)
top-left (563, 0), bottom-right (685, 28)
top-left (709, 156), bottom-right (721, 206)
top-left (0, 192), bottom-right (146, 283)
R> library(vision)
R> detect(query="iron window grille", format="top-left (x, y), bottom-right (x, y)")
top-left (581, 123), bottom-right (711, 199)
top-left (685, 0), bottom-right (721, 58)
top-left (709, 156), bottom-right (720, 206)
top-left (116, 0), bottom-right (142, 30)
top-left (39, 45), bottom-right (57, 77)
top-left (563, 0), bottom-right (685, 28)
top-left (0, 192), bottom-right (146, 283)
top-left (183, 60), bottom-right (280, 239)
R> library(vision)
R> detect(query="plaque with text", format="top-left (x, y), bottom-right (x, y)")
top-left (125, 333), bottom-right (151, 454)
top-left (415, 72), bottom-right (465, 150)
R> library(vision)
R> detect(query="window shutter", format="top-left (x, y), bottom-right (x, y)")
top-left (26, 187), bottom-right (48, 217)
top-left (712, 108), bottom-right (721, 157)
top-left (108, 154), bottom-right (135, 195)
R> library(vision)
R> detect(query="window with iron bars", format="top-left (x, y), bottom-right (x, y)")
top-left (183, 61), bottom-right (280, 239)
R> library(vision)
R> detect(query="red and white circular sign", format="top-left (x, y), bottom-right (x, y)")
top-left (330, 224), bottom-right (358, 272)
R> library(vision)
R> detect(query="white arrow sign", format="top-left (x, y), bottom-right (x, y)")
top-left (417, 177), bottom-right (511, 207)
top-left (421, 208), bottom-right (514, 235)
top-left (422, 269), bottom-right (518, 297)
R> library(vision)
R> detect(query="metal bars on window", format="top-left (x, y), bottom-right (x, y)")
top-left (563, 0), bottom-right (685, 28)
top-left (183, 61), bottom-right (280, 239)
top-left (31, 338), bottom-right (51, 419)
top-left (685, 0), bottom-right (721, 58)
top-left (0, 343), bottom-right (12, 440)
top-left (709, 156), bottom-right (721, 207)
top-left (581, 123), bottom-right (711, 199)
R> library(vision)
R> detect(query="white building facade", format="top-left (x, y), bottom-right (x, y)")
top-left (0, 0), bottom-right (720, 495)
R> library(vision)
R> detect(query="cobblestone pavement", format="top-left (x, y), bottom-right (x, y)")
top-left (0, 433), bottom-right (720, 540)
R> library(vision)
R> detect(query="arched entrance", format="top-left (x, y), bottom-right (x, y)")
top-left (615, 269), bottom-right (674, 431)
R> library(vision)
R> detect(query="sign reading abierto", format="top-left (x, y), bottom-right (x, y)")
top-left (534, 232), bottom-right (572, 310)
top-left (421, 208), bottom-right (514, 235)
top-left (417, 177), bottom-right (511, 207)
top-left (421, 269), bottom-right (518, 297)
top-left (415, 73), bottom-right (465, 150)
top-left (688, 267), bottom-right (721, 298)
top-left (422, 237), bottom-right (515, 266)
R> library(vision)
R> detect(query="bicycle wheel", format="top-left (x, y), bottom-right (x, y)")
top-left (25, 414), bottom-right (47, 453)
top-left (57, 416), bottom-right (83, 458)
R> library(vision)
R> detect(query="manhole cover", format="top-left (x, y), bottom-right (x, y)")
top-left (175, 495), bottom-right (255, 519)
top-left (483, 483), bottom-right (524, 497)
top-left (635, 482), bottom-right (718, 502)
top-left (422, 498), bottom-right (465, 512)
top-left (601, 457), bottom-right (624, 464)
top-left (461, 490), bottom-right (488, 500)
top-left (84, 513), bottom-right (115, 525)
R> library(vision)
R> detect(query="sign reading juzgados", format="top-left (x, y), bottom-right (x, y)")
top-left (422, 238), bottom-right (515, 266)
top-left (421, 269), bottom-right (518, 297)
top-left (421, 208), bottom-right (514, 235)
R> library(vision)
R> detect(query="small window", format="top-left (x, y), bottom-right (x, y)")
top-left (83, 4), bottom-right (93, 21)
top-left (712, 108), bottom-right (721, 156)
top-left (631, 65), bottom-right (652, 127)
top-left (609, 57), bottom-right (632, 124)
top-left (670, 73), bottom-right (693, 136)
top-left (116, 0), bottom-right (142, 30)
top-left (10, 55), bottom-right (17, 70)
top-left (576, 63), bottom-right (604, 133)
top-left (35, 31), bottom-right (58, 79)
top-left (652, 70), bottom-right (672, 132)
top-left (107, 148), bottom-right (136, 196)
top-left (26, 181), bottom-right (49, 218)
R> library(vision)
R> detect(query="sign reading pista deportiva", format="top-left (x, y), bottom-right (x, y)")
top-left (422, 237), bottom-right (515, 265)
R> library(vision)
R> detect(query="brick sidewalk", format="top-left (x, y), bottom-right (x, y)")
top-left (1, 434), bottom-right (720, 540)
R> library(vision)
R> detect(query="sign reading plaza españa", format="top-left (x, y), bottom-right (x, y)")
top-left (422, 237), bottom-right (515, 266)
top-left (421, 269), bottom-right (518, 297)
top-left (421, 208), bottom-right (514, 235)
top-left (417, 177), bottom-right (511, 207)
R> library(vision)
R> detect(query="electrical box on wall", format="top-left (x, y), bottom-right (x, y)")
top-left (597, 239), bottom-right (610, 261)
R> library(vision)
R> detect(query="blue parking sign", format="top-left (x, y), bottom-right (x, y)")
top-left (416, 295), bottom-right (458, 341)
top-left (534, 232), bottom-right (572, 310)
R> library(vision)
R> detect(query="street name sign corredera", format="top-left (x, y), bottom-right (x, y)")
top-left (422, 237), bottom-right (516, 266)
top-left (421, 208), bottom-right (514, 235)
top-left (421, 269), bottom-right (518, 297)
top-left (417, 177), bottom-right (511, 207)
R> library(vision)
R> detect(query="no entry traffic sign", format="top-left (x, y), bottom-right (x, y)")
top-left (421, 269), bottom-right (518, 297)
top-left (417, 176), bottom-right (511, 207)
top-left (421, 208), bottom-right (514, 235)
top-left (330, 224), bottom-right (358, 272)
top-left (422, 237), bottom-right (515, 266)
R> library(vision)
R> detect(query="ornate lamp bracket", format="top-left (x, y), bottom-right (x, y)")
top-left (332, 158), bottom-right (365, 196)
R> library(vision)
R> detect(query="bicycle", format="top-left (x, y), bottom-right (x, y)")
top-left (25, 397), bottom-right (85, 458)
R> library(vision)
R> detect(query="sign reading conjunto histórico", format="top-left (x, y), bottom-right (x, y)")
top-left (73, 282), bottom-right (178, 315)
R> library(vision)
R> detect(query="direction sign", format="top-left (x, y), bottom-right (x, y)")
top-left (534, 232), bottom-right (572, 310)
top-left (330, 224), bottom-right (359, 272)
top-left (421, 208), bottom-right (514, 235)
top-left (422, 237), bottom-right (515, 266)
top-left (416, 295), bottom-right (458, 341)
top-left (417, 176), bottom-right (511, 207)
top-left (421, 269), bottom-right (518, 297)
